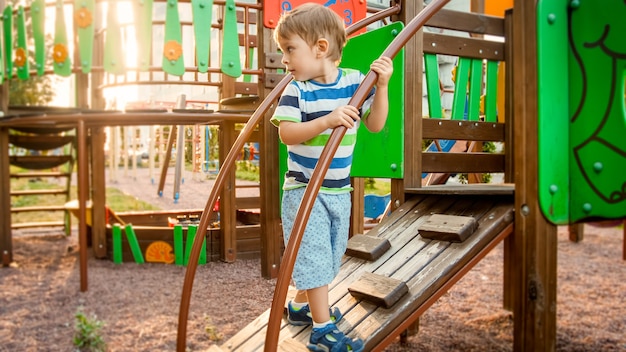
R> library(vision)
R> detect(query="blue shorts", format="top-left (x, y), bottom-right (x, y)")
top-left (281, 188), bottom-right (351, 290)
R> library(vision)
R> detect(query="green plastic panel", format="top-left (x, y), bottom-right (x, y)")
top-left (221, 0), bottom-right (242, 77)
top-left (467, 59), bottom-right (482, 121)
top-left (162, 0), bottom-right (185, 76)
top-left (192, 0), bottom-right (213, 73)
top-left (75, 0), bottom-right (95, 73)
top-left (484, 60), bottom-right (499, 122)
top-left (134, 0), bottom-right (153, 71)
top-left (451, 57), bottom-right (470, 120)
top-left (3, 5), bottom-right (13, 79)
top-left (31, 0), bottom-right (45, 76)
top-left (424, 53), bottom-right (443, 118)
top-left (53, 0), bottom-right (71, 77)
top-left (0, 24), bottom-right (4, 84)
top-left (278, 22), bottom-right (405, 182)
top-left (104, 0), bottom-right (124, 75)
top-left (538, 0), bottom-right (626, 224)
top-left (15, 6), bottom-right (29, 80)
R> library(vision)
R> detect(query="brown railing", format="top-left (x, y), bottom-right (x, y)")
top-left (173, 2), bottom-right (464, 351)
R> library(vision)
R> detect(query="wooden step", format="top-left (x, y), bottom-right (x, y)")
top-left (11, 221), bottom-right (65, 229)
top-left (10, 126), bottom-right (75, 134)
top-left (9, 134), bottom-right (74, 151)
top-left (10, 171), bottom-right (72, 178)
top-left (9, 155), bottom-right (73, 170)
top-left (10, 189), bottom-right (69, 196)
top-left (10, 205), bottom-right (68, 213)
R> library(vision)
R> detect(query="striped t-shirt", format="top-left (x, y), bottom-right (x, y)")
top-left (271, 68), bottom-right (375, 194)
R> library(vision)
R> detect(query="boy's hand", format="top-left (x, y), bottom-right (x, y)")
top-left (325, 105), bottom-right (361, 129)
top-left (371, 56), bottom-right (393, 87)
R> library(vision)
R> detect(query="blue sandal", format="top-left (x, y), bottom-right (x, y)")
top-left (307, 323), bottom-right (364, 352)
top-left (287, 301), bottom-right (343, 326)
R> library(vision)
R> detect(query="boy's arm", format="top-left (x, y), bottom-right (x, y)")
top-left (363, 56), bottom-right (394, 133)
top-left (279, 105), bottom-right (361, 145)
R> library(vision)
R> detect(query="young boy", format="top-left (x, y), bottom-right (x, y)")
top-left (271, 3), bottom-right (393, 352)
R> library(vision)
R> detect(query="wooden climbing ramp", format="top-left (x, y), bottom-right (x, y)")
top-left (212, 184), bottom-right (515, 351)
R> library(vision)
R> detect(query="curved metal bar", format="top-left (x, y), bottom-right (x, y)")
top-left (264, 0), bottom-right (450, 350)
top-left (175, 4), bottom-right (402, 352)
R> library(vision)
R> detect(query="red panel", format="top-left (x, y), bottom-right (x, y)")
top-left (263, 0), bottom-right (367, 30)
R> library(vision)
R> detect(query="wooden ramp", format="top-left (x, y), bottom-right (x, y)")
top-left (214, 185), bottom-right (515, 351)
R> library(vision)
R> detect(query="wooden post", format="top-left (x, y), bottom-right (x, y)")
top-left (219, 121), bottom-right (238, 262)
top-left (0, 127), bottom-right (11, 266)
top-left (351, 178), bottom-right (365, 236)
top-left (258, 23), bottom-right (283, 279)
top-left (510, 3), bottom-right (557, 351)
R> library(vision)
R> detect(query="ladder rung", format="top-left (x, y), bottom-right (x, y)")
top-left (11, 189), bottom-right (69, 196)
top-left (10, 171), bottom-right (71, 178)
top-left (11, 205), bottom-right (68, 213)
top-left (11, 221), bottom-right (65, 229)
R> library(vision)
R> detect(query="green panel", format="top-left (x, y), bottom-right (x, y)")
top-left (124, 224), bottom-right (145, 264)
top-left (538, 0), bottom-right (626, 224)
top-left (467, 59), bottom-right (482, 121)
top-left (75, 0), bottom-right (95, 73)
top-left (484, 60), bottom-right (499, 122)
top-left (278, 22), bottom-right (405, 182)
top-left (53, 0), bottom-right (71, 77)
top-left (344, 22), bottom-right (405, 179)
top-left (174, 224), bottom-right (184, 265)
top-left (221, 0), bottom-right (242, 77)
top-left (451, 58), bottom-right (470, 120)
top-left (537, 0), bottom-right (570, 224)
top-left (3, 5), bottom-right (13, 78)
top-left (112, 224), bottom-right (123, 264)
top-left (424, 53), bottom-right (443, 118)
top-left (162, 0), bottom-right (185, 76)
top-left (0, 25), bottom-right (4, 84)
top-left (134, 0), bottom-right (153, 71)
top-left (31, 0), bottom-right (46, 76)
top-left (104, 1), bottom-right (124, 74)
top-left (15, 6), bottom-right (29, 80)
top-left (567, 0), bottom-right (626, 222)
top-left (192, 0), bottom-right (213, 73)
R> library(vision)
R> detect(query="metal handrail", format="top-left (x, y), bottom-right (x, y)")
top-left (175, 4), bottom-right (402, 352)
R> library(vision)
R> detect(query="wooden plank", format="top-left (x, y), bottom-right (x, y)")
top-left (422, 119), bottom-right (505, 141)
top-left (90, 126), bottom-right (107, 258)
top-left (421, 152), bottom-right (505, 173)
top-left (426, 8), bottom-right (505, 36)
top-left (345, 234), bottom-right (391, 261)
top-left (1, 127), bottom-right (13, 265)
top-left (9, 171), bottom-right (71, 178)
top-left (418, 214), bottom-right (478, 242)
top-left (9, 155), bottom-right (72, 169)
top-left (423, 32), bottom-right (504, 61)
top-left (348, 272), bottom-right (409, 309)
top-left (406, 183), bottom-right (514, 195)
top-left (11, 205), bottom-right (67, 212)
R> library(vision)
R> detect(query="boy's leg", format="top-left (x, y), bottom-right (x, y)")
top-left (306, 285), bottom-right (330, 324)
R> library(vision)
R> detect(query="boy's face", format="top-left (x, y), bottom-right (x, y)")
top-left (277, 34), bottom-right (325, 82)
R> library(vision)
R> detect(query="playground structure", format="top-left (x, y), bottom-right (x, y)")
top-left (0, 1), bottom-right (625, 352)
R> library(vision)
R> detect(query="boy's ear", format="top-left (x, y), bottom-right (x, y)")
top-left (315, 38), bottom-right (329, 57)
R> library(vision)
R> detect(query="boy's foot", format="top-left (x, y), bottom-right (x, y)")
top-left (287, 301), bottom-right (343, 326)
top-left (307, 323), bottom-right (364, 352)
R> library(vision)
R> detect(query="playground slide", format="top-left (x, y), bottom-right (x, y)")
top-left (214, 189), bottom-right (515, 351)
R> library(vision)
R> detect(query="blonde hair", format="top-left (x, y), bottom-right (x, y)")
top-left (274, 3), bottom-right (346, 62)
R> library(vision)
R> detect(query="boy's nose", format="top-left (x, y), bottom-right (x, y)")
top-left (281, 55), bottom-right (288, 65)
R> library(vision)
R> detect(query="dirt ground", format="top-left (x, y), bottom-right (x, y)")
top-left (1, 170), bottom-right (625, 351)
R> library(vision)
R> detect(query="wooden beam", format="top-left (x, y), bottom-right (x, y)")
top-left (510, 3), bottom-right (557, 351)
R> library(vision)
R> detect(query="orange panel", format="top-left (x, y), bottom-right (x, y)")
top-left (485, 0), bottom-right (513, 17)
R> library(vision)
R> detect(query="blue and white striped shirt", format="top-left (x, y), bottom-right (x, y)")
top-left (271, 68), bottom-right (375, 193)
